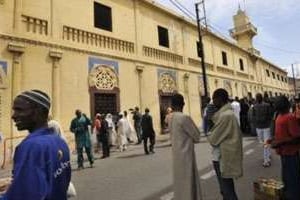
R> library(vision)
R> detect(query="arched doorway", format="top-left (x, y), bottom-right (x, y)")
top-left (224, 81), bottom-right (233, 97)
top-left (241, 84), bottom-right (248, 98)
top-left (158, 72), bottom-right (177, 134)
top-left (88, 65), bottom-right (120, 118)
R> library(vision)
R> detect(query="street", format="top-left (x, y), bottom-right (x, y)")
top-left (71, 136), bottom-right (281, 200)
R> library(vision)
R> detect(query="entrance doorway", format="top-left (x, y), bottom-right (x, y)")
top-left (159, 93), bottom-right (173, 134)
top-left (94, 93), bottom-right (117, 114)
top-left (90, 88), bottom-right (120, 118)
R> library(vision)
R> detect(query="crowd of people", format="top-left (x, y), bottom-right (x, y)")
top-left (200, 90), bottom-right (300, 200)
top-left (1, 88), bottom-right (300, 200)
top-left (70, 106), bottom-right (157, 168)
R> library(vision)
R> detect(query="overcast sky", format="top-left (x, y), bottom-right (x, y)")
top-left (156, 0), bottom-right (300, 77)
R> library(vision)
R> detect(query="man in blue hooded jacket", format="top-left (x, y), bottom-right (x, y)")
top-left (0, 90), bottom-right (71, 200)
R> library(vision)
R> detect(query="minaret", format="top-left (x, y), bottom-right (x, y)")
top-left (230, 7), bottom-right (259, 55)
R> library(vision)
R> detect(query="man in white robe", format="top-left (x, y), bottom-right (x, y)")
top-left (117, 113), bottom-right (128, 152)
top-left (169, 93), bottom-right (202, 200)
top-left (231, 96), bottom-right (241, 126)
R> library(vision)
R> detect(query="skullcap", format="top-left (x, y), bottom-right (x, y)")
top-left (18, 90), bottom-right (51, 110)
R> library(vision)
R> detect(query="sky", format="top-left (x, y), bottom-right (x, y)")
top-left (156, 0), bottom-right (300, 77)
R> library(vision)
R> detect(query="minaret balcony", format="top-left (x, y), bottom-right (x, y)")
top-left (230, 23), bottom-right (257, 38)
top-left (248, 47), bottom-right (260, 56)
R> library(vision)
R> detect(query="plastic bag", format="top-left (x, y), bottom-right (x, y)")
top-left (67, 181), bottom-right (77, 198)
top-left (90, 132), bottom-right (98, 147)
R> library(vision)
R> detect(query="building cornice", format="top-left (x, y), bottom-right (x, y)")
top-left (0, 33), bottom-right (288, 92)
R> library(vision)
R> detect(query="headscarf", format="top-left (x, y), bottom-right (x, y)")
top-left (105, 113), bottom-right (114, 128)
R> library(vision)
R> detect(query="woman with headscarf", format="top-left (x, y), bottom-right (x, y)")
top-left (92, 113), bottom-right (101, 153)
top-left (123, 110), bottom-right (136, 143)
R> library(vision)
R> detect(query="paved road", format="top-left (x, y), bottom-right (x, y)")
top-left (71, 136), bottom-right (281, 200)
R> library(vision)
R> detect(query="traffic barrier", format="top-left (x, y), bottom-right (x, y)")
top-left (1, 136), bottom-right (25, 169)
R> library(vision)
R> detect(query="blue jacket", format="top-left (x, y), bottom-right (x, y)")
top-left (1, 128), bottom-right (71, 200)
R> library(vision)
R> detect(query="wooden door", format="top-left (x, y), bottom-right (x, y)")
top-left (90, 87), bottom-right (120, 118)
top-left (94, 93), bottom-right (117, 115)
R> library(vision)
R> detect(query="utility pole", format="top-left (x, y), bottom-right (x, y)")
top-left (292, 63), bottom-right (297, 96)
top-left (195, 1), bottom-right (208, 98)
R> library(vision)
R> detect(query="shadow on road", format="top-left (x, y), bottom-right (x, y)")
top-left (116, 153), bottom-right (150, 159)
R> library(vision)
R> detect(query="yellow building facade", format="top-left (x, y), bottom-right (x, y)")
top-left (0, 0), bottom-right (289, 147)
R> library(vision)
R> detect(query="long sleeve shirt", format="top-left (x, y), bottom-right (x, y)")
top-left (275, 113), bottom-right (300, 155)
top-left (1, 128), bottom-right (71, 200)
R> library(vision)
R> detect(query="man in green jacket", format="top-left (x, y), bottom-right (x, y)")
top-left (208, 88), bottom-right (243, 200)
top-left (70, 109), bottom-right (94, 169)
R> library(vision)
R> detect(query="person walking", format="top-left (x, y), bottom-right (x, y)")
top-left (272, 96), bottom-right (300, 200)
top-left (99, 114), bottom-right (110, 158)
top-left (123, 110), bottom-right (134, 143)
top-left (202, 97), bottom-right (218, 136)
top-left (70, 110), bottom-right (94, 169)
top-left (208, 88), bottom-right (243, 200)
top-left (116, 113), bottom-right (128, 152)
top-left (164, 107), bottom-right (172, 133)
top-left (48, 115), bottom-right (66, 140)
top-left (141, 108), bottom-right (156, 154)
top-left (0, 90), bottom-right (71, 200)
top-left (106, 113), bottom-right (117, 146)
top-left (169, 93), bottom-right (202, 200)
top-left (93, 113), bottom-right (101, 153)
top-left (133, 106), bottom-right (142, 144)
top-left (48, 115), bottom-right (77, 199)
top-left (231, 96), bottom-right (241, 126)
top-left (240, 98), bottom-right (250, 134)
top-left (252, 93), bottom-right (273, 167)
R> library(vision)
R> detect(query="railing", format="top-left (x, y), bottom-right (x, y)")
top-left (229, 23), bottom-right (257, 37)
top-left (22, 15), bottom-right (48, 35)
top-left (1, 136), bottom-right (25, 169)
top-left (143, 46), bottom-right (183, 64)
top-left (63, 26), bottom-right (135, 53)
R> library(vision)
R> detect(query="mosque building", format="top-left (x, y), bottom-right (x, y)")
top-left (0, 0), bottom-right (289, 154)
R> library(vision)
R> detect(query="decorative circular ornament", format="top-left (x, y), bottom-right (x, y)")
top-left (89, 65), bottom-right (118, 90)
top-left (159, 73), bottom-right (176, 93)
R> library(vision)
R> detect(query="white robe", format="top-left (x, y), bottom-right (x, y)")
top-left (169, 112), bottom-right (202, 200)
top-left (117, 118), bottom-right (128, 148)
top-left (125, 116), bottom-right (137, 143)
top-left (48, 119), bottom-right (66, 141)
top-left (231, 101), bottom-right (241, 126)
top-left (106, 117), bottom-right (117, 146)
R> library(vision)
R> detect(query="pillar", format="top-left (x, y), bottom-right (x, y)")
top-left (8, 43), bottom-right (25, 98)
top-left (136, 65), bottom-right (144, 110)
top-left (7, 42), bottom-right (24, 160)
top-left (183, 72), bottom-right (190, 114)
top-left (13, 0), bottom-right (23, 32)
top-left (49, 49), bottom-right (63, 120)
